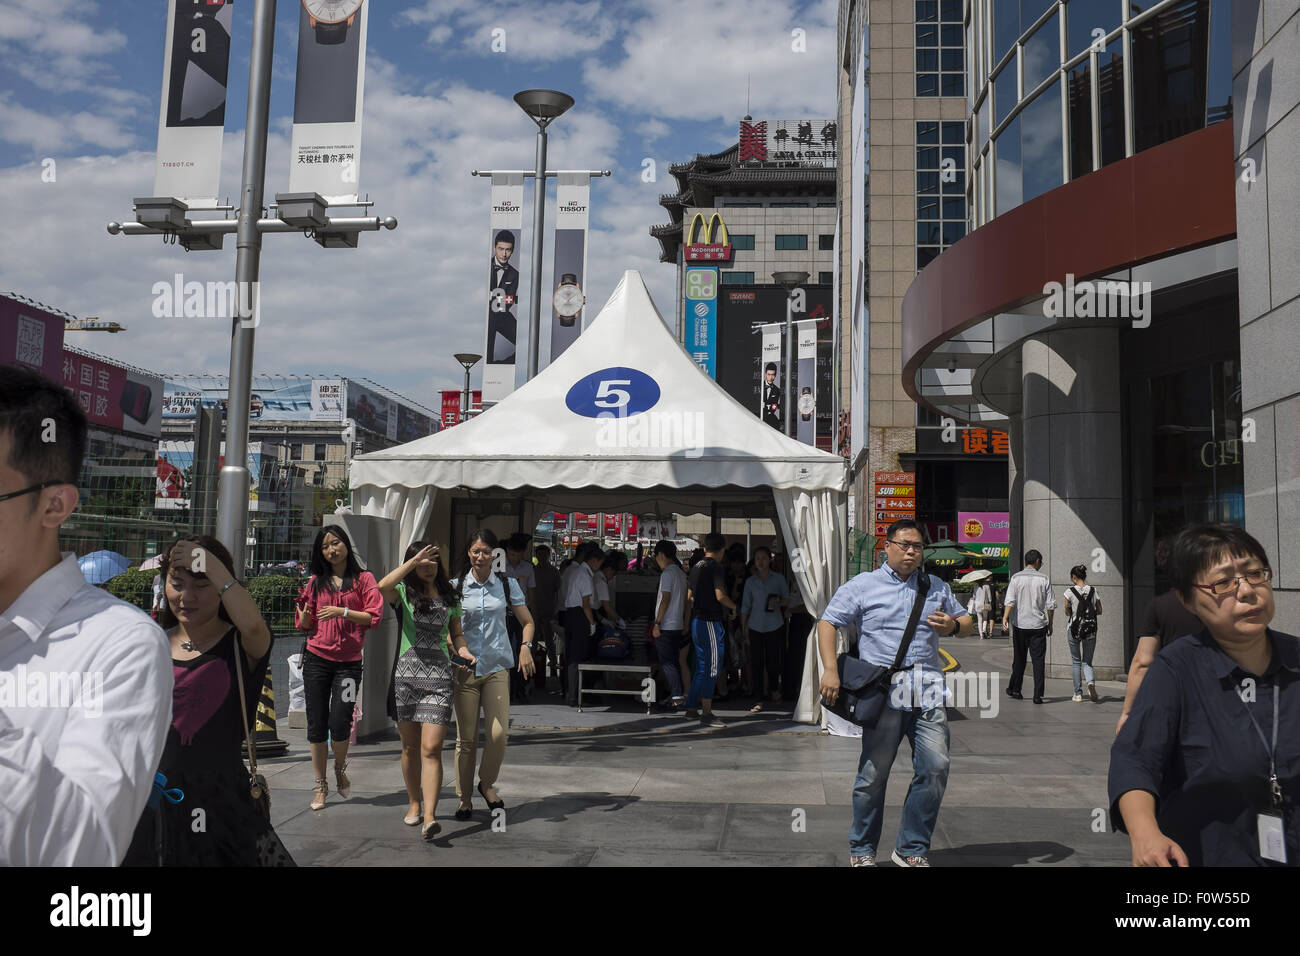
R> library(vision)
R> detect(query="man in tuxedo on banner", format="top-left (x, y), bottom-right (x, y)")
top-left (762, 363), bottom-right (783, 429)
top-left (487, 230), bottom-right (519, 363)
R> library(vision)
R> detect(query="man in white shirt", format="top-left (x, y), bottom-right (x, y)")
top-left (0, 367), bottom-right (172, 865)
top-left (504, 533), bottom-right (537, 702)
top-left (651, 540), bottom-right (689, 707)
top-left (1001, 549), bottom-right (1056, 703)
top-left (561, 544), bottom-right (602, 706)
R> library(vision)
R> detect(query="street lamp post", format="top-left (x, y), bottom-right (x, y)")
top-left (773, 271), bottom-right (809, 436)
top-left (513, 90), bottom-right (574, 383)
top-left (454, 352), bottom-right (481, 423)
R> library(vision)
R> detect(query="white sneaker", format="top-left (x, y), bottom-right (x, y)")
top-left (1071, 693), bottom-right (1083, 702)
top-left (850, 854), bottom-right (877, 867)
top-left (890, 849), bottom-right (930, 867)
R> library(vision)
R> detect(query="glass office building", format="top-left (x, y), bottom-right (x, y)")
top-left (895, 0), bottom-right (1300, 677)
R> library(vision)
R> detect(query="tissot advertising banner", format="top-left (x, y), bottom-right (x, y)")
top-left (484, 173), bottom-right (525, 403)
top-left (760, 323), bottom-right (782, 428)
top-left (684, 267), bottom-right (718, 378)
top-left (796, 319), bottom-right (817, 445)
top-left (154, 0), bottom-right (235, 206)
top-left (549, 173), bottom-right (590, 362)
top-left (289, 0), bottom-right (369, 203)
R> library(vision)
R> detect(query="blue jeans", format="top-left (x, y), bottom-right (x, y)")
top-left (1068, 632), bottom-right (1096, 694)
top-left (684, 619), bottom-right (725, 708)
top-left (849, 705), bottom-right (950, 858)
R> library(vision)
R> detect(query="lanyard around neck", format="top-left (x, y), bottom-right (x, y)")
top-left (1239, 674), bottom-right (1282, 810)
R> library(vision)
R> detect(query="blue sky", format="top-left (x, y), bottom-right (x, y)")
top-left (0, 0), bottom-right (837, 403)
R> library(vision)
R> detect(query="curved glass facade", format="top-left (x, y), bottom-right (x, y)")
top-left (968, 0), bottom-right (1234, 228)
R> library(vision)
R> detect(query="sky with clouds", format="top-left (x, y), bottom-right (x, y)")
top-left (0, 0), bottom-right (836, 406)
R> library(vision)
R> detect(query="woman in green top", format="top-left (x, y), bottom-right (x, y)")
top-left (378, 542), bottom-right (474, 841)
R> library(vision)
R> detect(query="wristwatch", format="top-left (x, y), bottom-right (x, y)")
top-left (522, 641), bottom-right (535, 649)
top-left (553, 273), bottom-right (585, 327)
top-left (303, 0), bottom-right (363, 45)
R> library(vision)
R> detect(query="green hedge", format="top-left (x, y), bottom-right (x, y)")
top-left (102, 569), bottom-right (302, 637)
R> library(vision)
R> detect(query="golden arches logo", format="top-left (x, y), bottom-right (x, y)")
top-left (685, 212), bottom-right (729, 246)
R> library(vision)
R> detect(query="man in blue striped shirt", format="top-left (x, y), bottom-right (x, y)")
top-left (818, 519), bottom-right (972, 867)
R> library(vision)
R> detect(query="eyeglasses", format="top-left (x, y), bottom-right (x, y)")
top-left (888, 539), bottom-right (924, 554)
top-left (1192, 567), bottom-right (1272, 596)
top-left (0, 480), bottom-right (65, 504)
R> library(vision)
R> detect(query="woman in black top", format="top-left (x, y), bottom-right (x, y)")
top-left (1109, 524), bottom-right (1299, 867)
top-left (125, 536), bottom-right (294, 866)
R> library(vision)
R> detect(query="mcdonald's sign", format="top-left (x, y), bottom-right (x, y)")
top-left (684, 212), bottom-right (732, 262)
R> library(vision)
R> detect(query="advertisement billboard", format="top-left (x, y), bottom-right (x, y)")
top-left (155, 440), bottom-right (273, 508)
top-left (154, 0), bottom-right (235, 206)
top-left (958, 511), bottom-right (1011, 545)
top-left (344, 380), bottom-right (389, 436)
top-left (484, 173), bottom-right (525, 403)
top-left (163, 376), bottom-right (319, 422)
top-left (439, 389), bottom-right (482, 428)
top-left (684, 266), bottom-right (718, 378)
top-left (1, 294), bottom-right (64, 382)
top-left (311, 379), bottom-right (344, 421)
top-left (61, 351), bottom-right (164, 438)
top-left (288, 0), bottom-right (369, 203)
top-left (716, 285), bottom-right (832, 442)
top-left (549, 173), bottom-right (590, 361)
top-left (738, 118), bottom-right (837, 167)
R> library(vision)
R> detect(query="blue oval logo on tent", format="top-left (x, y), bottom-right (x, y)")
top-left (565, 367), bottom-right (661, 419)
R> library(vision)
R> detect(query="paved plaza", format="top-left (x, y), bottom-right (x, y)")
top-left (264, 636), bottom-right (1133, 866)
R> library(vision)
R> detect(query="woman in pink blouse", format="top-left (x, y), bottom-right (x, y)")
top-left (295, 525), bottom-right (383, 811)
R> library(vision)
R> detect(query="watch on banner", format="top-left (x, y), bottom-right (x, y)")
top-left (304, 0), bottom-right (363, 45)
top-left (553, 273), bottom-right (585, 327)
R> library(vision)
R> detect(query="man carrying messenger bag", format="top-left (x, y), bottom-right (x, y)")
top-left (817, 519), bottom-right (973, 867)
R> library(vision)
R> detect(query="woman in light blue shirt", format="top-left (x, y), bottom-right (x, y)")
top-left (741, 547), bottom-right (790, 711)
top-left (451, 528), bottom-right (535, 821)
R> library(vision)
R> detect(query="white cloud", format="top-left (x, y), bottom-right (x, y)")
top-left (0, 95), bottom-right (137, 152)
top-left (0, 0), bottom-right (136, 99)
top-left (583, 0), bottom-right (837, 122)
top-left (0, 56), bottom-right (677, 402)
top-left (400, 0), bottom-right (617, 61)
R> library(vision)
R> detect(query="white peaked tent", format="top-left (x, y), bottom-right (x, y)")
top-left (350, 270), bottom-right (849, 724)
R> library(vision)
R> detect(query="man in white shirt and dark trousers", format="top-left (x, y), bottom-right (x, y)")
top-left (1001, 549), bottom-right (1056, 703)
top-left (562, 543), bottom-right (603, 707)
top-left (651, 540), bottom-right (689, 708)
top-left (504, 533), bottom-right (537, 702)
top-left (0, 367), bottom-right (172, 864)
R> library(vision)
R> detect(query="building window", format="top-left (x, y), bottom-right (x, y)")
top-left (314, 444), bottom-right (327, 462)
top-left (290, 443), bottom-right (302, 460)
top-left (769, 201), bottom-right (810, 207)
top-left (916, 0), bottom-right (964, 97)
top-left (819, 272), bottom-right (834, 285)
top-left (816, 201), bottom-right (837, 207)
top-left (722, 271), bottom-right (755, 284)
top-left (731, 234), bottom-right (756, 250)
top-left (722, 201), bottom-right (762, 207)
top-left (818, 234), bottom-right (834, 250)
top-left (774, 234), bottom-right (808, 250)
top-left (916, 121), bottom-right (966, 271)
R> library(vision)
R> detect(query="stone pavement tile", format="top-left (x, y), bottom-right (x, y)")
top-left (281, 837), bottom-right (370, 867)
top-left (1001, 774), bottom-right (1110, 808)
top-left (588, 845), bottom-right (839, 866)
top-left (719, 803), bottom-right (857, 856)
top-left (324, 838), bottom-right (600, 867)
top-left (486, 764), bottom-right (647, 799)
top-left (949, 734), bottom-right (1108, 755)
top-left (933, 807), bottom-right (1131, 866)
top-left (948, 753), bottom-right (1078, 774)
top-left (632, 768), bottom-right (828, 805)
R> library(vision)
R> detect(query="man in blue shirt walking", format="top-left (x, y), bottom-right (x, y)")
top-left (818, 519), bottom-right (973, 867)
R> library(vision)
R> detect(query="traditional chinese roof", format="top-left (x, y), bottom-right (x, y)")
top-left (651, 147), bottom-right (836, 262)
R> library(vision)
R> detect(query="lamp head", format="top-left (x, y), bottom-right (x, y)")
top-left (454, 353), bottom-right (482, 370)
top-left (514, 90), bottom-right (575, 127)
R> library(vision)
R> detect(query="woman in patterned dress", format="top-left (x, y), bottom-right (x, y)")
top-left (378, 541), bottom-right (473, 841)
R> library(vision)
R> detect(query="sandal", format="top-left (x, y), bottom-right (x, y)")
top-left (310, 777), bottom-right (328, 811)
top-left (334, 760), bottom-right (351, 799)
top-left (421, 820), bottom-right (442, 841)
top-left (454, 804), bottom-right (473, 821)
top-left (750, 702), bottom-right (764, 713)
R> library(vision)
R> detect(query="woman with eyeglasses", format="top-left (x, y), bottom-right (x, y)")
top-left (1109, 524), bottom-right (1299, 866)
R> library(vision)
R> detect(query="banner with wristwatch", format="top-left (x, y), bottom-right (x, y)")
top-left (796, 319), bottom-right (817, 445)
top-left (153, 0), bottom-right (235, 207)
top-left (289, 0), bottom-right (369, 203)
top-left (760, 323), bottom-right (782, 429)
top-left (483, 173), bottom-right (525, 404)
top-left (548, 173), bottom-right (590, 363)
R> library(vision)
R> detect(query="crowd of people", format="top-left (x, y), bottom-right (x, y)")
top-left (1, 363), bottom-right (1295, 868)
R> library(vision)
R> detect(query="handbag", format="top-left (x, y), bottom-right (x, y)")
top-left (232, 632), bottom-right (272, 823)
top-left (827, 571), bottom-right (931, 728)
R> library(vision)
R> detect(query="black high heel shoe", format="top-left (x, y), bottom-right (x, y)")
top-left (478, 781), bottom-right (505, 811)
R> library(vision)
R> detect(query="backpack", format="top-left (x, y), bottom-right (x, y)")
top-left (596, 620), bottom-right (631, 660)
top-left (1069, 587), bottom-right (1098, 639)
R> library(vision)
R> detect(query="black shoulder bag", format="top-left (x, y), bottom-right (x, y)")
top-left (827, 572), bottom-right (931, 728)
